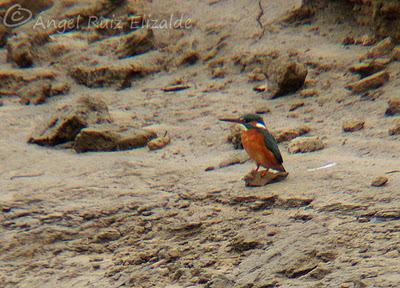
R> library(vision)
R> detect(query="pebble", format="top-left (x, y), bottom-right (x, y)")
top-left (371, 176), bottom-right (388, 187)
top-left (342, 120), bottom-right (365, 132)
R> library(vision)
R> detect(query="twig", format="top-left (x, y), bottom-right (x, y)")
top-left (10, 173), bottom-right (44, 180)
top-left (385, 170), bottom-right (400, 175)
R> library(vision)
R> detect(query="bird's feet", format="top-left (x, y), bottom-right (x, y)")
top-left (260, 169), bottom-right (269, 177)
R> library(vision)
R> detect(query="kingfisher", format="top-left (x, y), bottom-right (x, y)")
top-left (220, 114), bottom-right (286, 175)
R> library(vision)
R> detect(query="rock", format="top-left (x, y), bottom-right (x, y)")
top-left (365, 37), bottom-right (394, 59)
top-left (350, 58), bottom-right (390, 78)
top-left (227, 125), bottom-right (243, 149)
top-left (371, 176), bottom-right (388, 187)
top-left (342, 120), bottom-right (365, 132)
top-left (244, 170), bottom-right (288, 187)
top-left (289, 102), bottom-right (304, 112)
top-left (389, 123), bottom-right (400, 136)
top-left (18, 81), bottom-right (70, 105)
top-left (267, 58), bottom-right (308, 97)
top-left (299, 89), bottom-right (319, 98)
top-left (275, 126), bottom-right (311, 143)
top-left (147, 134), bottom-right (171, 151)
top-left (29, 96), bottom-right (112, 146)
top-left (346, 71), bottom-right (389, 93)
top-left (74, 125), bottom-right (157, 153)
top-left (288, 136), bottom-right (324, 153)
top-left (385, 98), bottom-right (400, 116)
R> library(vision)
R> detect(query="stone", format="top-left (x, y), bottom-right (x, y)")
top-left (18, 81), bottom-right (70, 105)
top-left (299, 89), bottom-right (319, 98)
top-left (289, 102), bottom-right (305, 112)
top-left (267, 58), bottom-right (308, 97)
top-left (275, 126), bottom-right (311, 143)
top-left (288, 136), bottom-right (324, 153)
top-left (350, 58), bottom-right (390, 78)
top-left (371, 176), bottom-right (388, 187)
top-left (28, 96), bottom-right (112, 146)
top-left (365, 37), bottom-right (394, 59)
top-left (342, 120), bottom-right (365, 132)
top-left (389, 123), bottom-right (400, 136)
top-left (346, 71), bottom-right (389, 93)
top-left (74, 125), bottom-right (157, 153)
top-left (385, 98), bottom-right (400, 116)
top-left (147, 134), bottom-right (171, 151)
top-left (244, 170), bottom-right (288, 187)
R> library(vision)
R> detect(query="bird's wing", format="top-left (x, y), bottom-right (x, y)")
top-left (259, 128), bottom-right (283, 164)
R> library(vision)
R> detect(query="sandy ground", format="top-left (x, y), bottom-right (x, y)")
top-left (1, 1), bottom-right (400, 287)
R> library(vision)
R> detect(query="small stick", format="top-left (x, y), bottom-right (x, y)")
top-left (10, 173), bottom-right (44, 180)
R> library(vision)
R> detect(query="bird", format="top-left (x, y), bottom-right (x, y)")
top-left (219, 113), bottom-right (286, 175)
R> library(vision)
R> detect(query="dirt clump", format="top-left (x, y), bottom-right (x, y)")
top-left (346, 71), bottom-right (389, 93)
top-left (350, 58), bottom-right (391, 78)
top-left (18, 81), bottom-right (70, 105)
top-left (275, 126), bottom-right (311, 143)
top-left (371, 176), bottom-right (388, 187)
top-left (342, 120), bottom-right (365, 132)
top-left (288, 136), bottom-right (324, 153)
top-left (28, 96), bottom-right (112, 146)
top-left (74, 125), bottom-right (157, 153)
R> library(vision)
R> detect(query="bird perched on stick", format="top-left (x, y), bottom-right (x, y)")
top-left (220, 114), bottom-right (286, 175)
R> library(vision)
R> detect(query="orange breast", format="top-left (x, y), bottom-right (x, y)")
top-left (241, 129), bottom-right (279, 168)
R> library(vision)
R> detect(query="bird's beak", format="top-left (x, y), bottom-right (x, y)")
top-left (219, 117), bottom-right (243, 123)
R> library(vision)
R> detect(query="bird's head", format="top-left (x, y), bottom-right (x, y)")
top-left (219, 113), bottom-right (266, 130)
